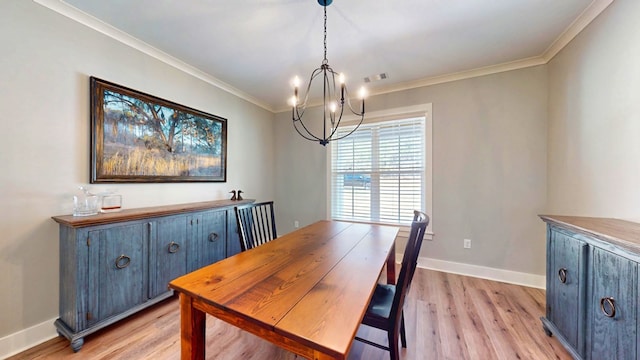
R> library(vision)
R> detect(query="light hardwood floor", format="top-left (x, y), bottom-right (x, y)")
top-left (9, 268), bottom-right (571, 360)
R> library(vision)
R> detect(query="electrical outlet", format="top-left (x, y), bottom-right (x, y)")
top-left (464, 239), bottom-right (472, 249)
top-left (294, 220), bottom-right (299, 228)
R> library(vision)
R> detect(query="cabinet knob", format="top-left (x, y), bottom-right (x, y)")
top-left (558, 268), bottom-right (568, 284)
top-left (600, 297), bottom-right (616, 318)
top-left (168, 241), bottom-right (180, 253)
top-left (209, 232), bottom-right (219, 242)
top-left (115, 254), bottom-right (131, 269)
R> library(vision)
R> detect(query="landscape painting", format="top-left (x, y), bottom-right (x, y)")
top-left (90, 77), bottom-right (227, 183)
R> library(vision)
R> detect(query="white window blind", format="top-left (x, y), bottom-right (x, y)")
top-left (330, 116), bottom-right (425, 225)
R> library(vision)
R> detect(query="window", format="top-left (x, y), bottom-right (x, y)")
top-left (330, 105), bottom-right (432, 226)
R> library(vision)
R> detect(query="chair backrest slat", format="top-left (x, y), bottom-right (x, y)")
top-left (391, 211), bottom-right (429, 322)
top-left (234, 201), bottom-right (277, 251)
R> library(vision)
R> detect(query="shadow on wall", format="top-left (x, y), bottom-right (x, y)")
top-left (1, 217), bottom-right (59, 337)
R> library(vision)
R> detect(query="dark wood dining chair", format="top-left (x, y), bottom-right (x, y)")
top-left (355, 210), bottom-right (429, 360)
top-left (234, 201), bottom-right (277, 252)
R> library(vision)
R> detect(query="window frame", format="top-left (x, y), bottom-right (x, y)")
top-left (327, 103), bottom-right (433, 236)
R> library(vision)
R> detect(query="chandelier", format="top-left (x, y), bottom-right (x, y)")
top-left (289, 0), bottom-right (366, 146)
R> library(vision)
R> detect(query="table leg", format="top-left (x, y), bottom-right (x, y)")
top-left (386, 241), bottom-right (396, 285)
top-left (179, 293), bottom-right (206, 360)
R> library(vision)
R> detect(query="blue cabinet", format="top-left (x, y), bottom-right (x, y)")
top-left (188, 210), bottom-right (226, 272)
top-left (588, 247), bottom-right (638, 360)
top-left (149, 216), bottom-right (188, 299)
top-left (88, 223), bottom-right (148, 325)
top-left (543, 227), bottom-right (587, 357)
top-left (540, 216), bottom-right (640, 360)
top-left (52, 199), bottom-right (253, 352)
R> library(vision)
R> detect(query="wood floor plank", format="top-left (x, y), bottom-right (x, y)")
top-left (446, 273), bottom-right (497, 360)
top-left (434, 271), bottom-right (472, 359)
top-left (8, 268), bottom-right (572, 360)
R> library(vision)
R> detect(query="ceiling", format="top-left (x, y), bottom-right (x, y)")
top-left (42, 0), bottom-right (611, 112)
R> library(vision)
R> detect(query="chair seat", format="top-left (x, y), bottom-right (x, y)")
top-left (367, 284), bottom-right (396, 319)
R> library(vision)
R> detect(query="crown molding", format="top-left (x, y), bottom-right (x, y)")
top-left (35, 0), bottom-right (613, 115)
top-left (33, 0), bottom-right (275, 112)
top-left (542, 0), bottom-right (614, 62)
top-left (361, 0), bottom-right (615, 109)
top-left (373, 56), bottom-right (547, 96)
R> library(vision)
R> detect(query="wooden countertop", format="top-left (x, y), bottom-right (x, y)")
top-left (539, 215), bottom-right (640, 254)
top-left (52, 199), bottom-right (254, 228)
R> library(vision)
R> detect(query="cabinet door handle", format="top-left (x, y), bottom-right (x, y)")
top-left (168, 241), bottom-right (180, 253)
top-left (115, 254), bottom-right (131, 269)
top-left (558, 268), bottom-right (567, 284)
top-left (600, 297), bottom-right (616, 318)
top-left (209, 232), bottom-right (219, 242)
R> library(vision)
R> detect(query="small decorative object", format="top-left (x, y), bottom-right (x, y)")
top-left (99, 190), bottom-right (122, 213)
top-left (229, 190), bottom-right (237, 201)
top-left (73, 186), bottom-right (99, 217)
top-left (237, 190), bottom-right (243, 201)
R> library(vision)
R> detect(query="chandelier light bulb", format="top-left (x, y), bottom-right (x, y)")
top-left (289, 95), bottom-right (298, 107)
top-left (338, 73), bottom-right (345, 84)
top-left (359, 86), bottom-right (367, 99)
top-left (329, 101), bottom-right (337, 113)
top-left (292, 76), bottom-right (301, 88)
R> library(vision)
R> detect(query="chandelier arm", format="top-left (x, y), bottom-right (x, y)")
top-left (293, 120), bottom-right (323, 142)
top-left (322, 69), bottom-right (334, 128)
top-left (323, 68), bottom-right (328, 141)
top-left (342, 88), bottom-right (365, 116)
top-left (293, 107), bottom-right (325, 142)
top-left (293, 65), bottom-right (326, 121)
top-left (298, 67), bottom-right (324, 108)
top-left (330, 113), bottom-right (365, 141)
top-left (293, 107), bottom-right (306, 123)
top-left (294, 116), bottom-right (325, 142)
top-left (293, 113), bottom-right (321, 140)
top-left (324, 101), bottom-right (346, 141)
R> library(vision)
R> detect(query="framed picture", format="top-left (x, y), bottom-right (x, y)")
top-left (90, 77), bottom-right (227, 183)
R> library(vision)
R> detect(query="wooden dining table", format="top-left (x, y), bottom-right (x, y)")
top-left (168, 220), bottom-right (399, 360)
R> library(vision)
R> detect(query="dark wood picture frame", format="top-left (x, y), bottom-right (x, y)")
top-left (90, 77), bottom-right (227, 183)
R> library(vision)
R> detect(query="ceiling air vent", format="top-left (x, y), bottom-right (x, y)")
top-left (364, 73), bottom-right (387, 83)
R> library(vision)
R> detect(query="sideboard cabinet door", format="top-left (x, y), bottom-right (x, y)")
top-left (149, 216), bottom-right (188, 299)
top-left (226, 208), bottom-right (242, 257)
top-left (188, 210), bottom-right (226, 271)
top-left (87, 223), bottom-right (147, 326)
top-left (545, 227), bottom-right (587, 356)
top-left (588, 247), bottom-right (638, 360)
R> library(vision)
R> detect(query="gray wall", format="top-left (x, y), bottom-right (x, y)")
top-left (547, 0), bottom-right (640, 218)
top-left (275, 66), bottom-right (549, 276)
top-left (0, 0), bottom-right (276, 340)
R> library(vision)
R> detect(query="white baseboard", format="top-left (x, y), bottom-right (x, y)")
top-left (398, 254), bottom-right (546, 289)
top-left (0, 318), bottom-right (58, 359)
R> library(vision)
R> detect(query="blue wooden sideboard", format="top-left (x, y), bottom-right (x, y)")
top-left (540, 215), bottom-right (640, 360)
top-left (51, 199), bottom-right (253, 352)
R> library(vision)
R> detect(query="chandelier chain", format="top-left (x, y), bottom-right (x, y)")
top-left (323, 6), bottom-right (327, 62)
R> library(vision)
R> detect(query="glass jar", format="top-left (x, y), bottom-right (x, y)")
top-left (73, 186), bottom-right (99, 216)
top-left (100, 192), bottom-right (122, 213)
